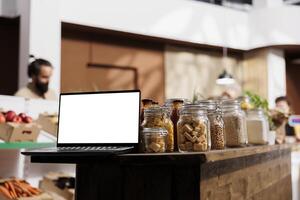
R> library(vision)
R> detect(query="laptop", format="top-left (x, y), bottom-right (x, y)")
top-left (22, 90), bottom-right (140, 155)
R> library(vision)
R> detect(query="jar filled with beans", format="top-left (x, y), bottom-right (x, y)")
top-left (177, 104), bottom-right (210, 152)
top-left (142, 106), bottom-right (174, 152)
top-left (198, 100), bottom-right (225, 150)
top-left (221, 100), bottom-right (248, 147)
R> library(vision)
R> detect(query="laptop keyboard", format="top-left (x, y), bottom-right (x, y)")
top-left (57, 146), bottom-right (130, 151)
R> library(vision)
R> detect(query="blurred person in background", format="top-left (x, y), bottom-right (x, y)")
top-left (275, 96), bottom-right (295, 136)
top-left (15, 57), bottom-right (57, 100)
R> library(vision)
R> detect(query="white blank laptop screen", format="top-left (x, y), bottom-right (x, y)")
top-left (57, 92), bottom-right (140, 144)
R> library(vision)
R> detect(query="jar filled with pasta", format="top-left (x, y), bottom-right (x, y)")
top-left (142, 106), bottom-right (174, 152)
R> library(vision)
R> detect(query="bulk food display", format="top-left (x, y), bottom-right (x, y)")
top-left (198, 100), bottom-right (225, 150)
top-left (246, 109), bottom-right (269, 145)
top-left (139, 95), bottom-right (272, 154)
top-left (141, 128), bottom-right (167, 153)
top-left (142, 106), bottom-right (174, 152)
top-left (221, 100), bottom-right (248, 147)
top-left (177, 104), bottom-right (210, 152)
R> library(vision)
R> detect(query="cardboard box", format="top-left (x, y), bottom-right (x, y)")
top-left (36, 114), bottom-right (58, 137)
top-left (0, 179), bottom-right (52, 200)
top-left (39, 173), bottom-right (74, 200)
top-left (0, 122), bottom-right (40, 142)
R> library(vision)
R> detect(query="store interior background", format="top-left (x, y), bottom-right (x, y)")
top-left (0, 0), bottom-right (300, 109)
top-left (1, 0), bottom-right (300, 199)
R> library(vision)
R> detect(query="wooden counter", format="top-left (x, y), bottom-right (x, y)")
top-left (28, 145), bottom-right (292, 200)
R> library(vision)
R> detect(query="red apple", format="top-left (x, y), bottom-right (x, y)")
top-left (18, 113), bottom-right (27, 120)
top-left (23, 116), bottom-right (33, 123)
top-left (0, 113), bottom-right (5, 123)
top-left (12, 116), bottom-right (22, 123)
top-left (5, 111), bottom-right (16, 122)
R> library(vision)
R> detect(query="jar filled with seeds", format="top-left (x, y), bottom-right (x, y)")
top-left (221, 100), bottom-right (247, 147)
top-left (198, 100), bottom-right (225, 150)
top-left (164, 98), bottom-right (189, 151)
top-left (177, 104), bottom-right (210, 152)
top-left (142, 106), bottom-right (174, 152)
top-left (142, 128), bottom-right (168, 153)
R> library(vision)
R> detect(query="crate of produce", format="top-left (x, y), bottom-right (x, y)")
top-left (36, 113), bottom-right (58, 137)
top-left (39, 172), bottom-right (74, 200)
top-left (0, 178), bottom-right (52, 200)
top-left (0, 111), bottom-right (40, 142)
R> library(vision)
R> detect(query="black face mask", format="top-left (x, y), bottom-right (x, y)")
top-left (35, 81), bottom-right (49, 95)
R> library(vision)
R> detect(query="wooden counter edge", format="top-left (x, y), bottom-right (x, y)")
top-left (121, 144), bottom-right (292, 163)
top-left (203, 144), bottom-right (291, 162)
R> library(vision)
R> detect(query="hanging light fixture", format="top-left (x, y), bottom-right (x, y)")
top-left (216, 70), bottom-right (235, 85)
top-left (216, 47), bottom-right (235, 85)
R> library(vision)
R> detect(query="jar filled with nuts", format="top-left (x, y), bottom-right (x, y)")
top-left (142, 128), bottom-right (168, 153)
top-left (142, 107), bottom-right (174, 152)
top-left (221, 100), bottom-right (248, 147)
top-left (177, 104), bottom-right (210, 152)
top-left (198, 100), bottom-right (225, 150)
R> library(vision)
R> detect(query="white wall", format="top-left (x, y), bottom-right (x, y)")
top-left (29, 0), bottom-right (61, 93)
top-left (0, 0), bottom-right (18, 17)
top-left (59, 0), bottom-right (249, 50)
top-left (249, 5), bottom-right (300, 49)
top-left (18, 0), bottom-right (30, 89)
top-left (267, 49), bottom-right (286, 108)
top-left (17, 0), bottom-right (61, 93)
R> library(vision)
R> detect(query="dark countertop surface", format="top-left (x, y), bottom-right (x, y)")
top-left (26, 144), bottom-right (292, 164)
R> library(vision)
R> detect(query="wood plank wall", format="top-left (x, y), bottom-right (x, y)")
top-left (61, 24), bottom-right (165, 103)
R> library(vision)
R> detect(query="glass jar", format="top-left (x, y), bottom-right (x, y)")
top-left (142, 128), bottom-right (167, 153)
top-left (221, 100), bottom-right (247, 147)
top-left (164, 99), bottom-right (188, 151)
top-left (198, 100), bottom-right (225, 150)
top-left (237, 96), bottom-right (253, 111)
top-left (177, 104), bottom-right (210, 152)
top-left (142, 107), bottom-right (174, 152)
top-left (141, 99), bottom-right (153, 123)
top-left (246, 109), bottom-right (269, 145)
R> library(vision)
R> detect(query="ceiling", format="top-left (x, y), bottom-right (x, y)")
top-left (195, 0), bottom-right (300, 11)
top-left (193, 0), bottom-right (251, 11)
top-left (194, 0), bottom-right (252, 6)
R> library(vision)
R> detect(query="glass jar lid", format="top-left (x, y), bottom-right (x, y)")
top-left (196, 100), bottom-right (220, 110)
top-left (142, 127), bottom-right (168, 136)
top-left (144, 106), bottom-right (170, 116)
top-left (246, 108), bottom-right (265, 115)
top-left (179, 104), bottom-right (207, 115)
top-left (142, 99), bottom-right (153, 104)
top-left (197, 100), bottom-right (223, 115)
top-left (164, 98), bottom-right (191, 106)
top-left (220, 99), bottom-right (241, 110)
